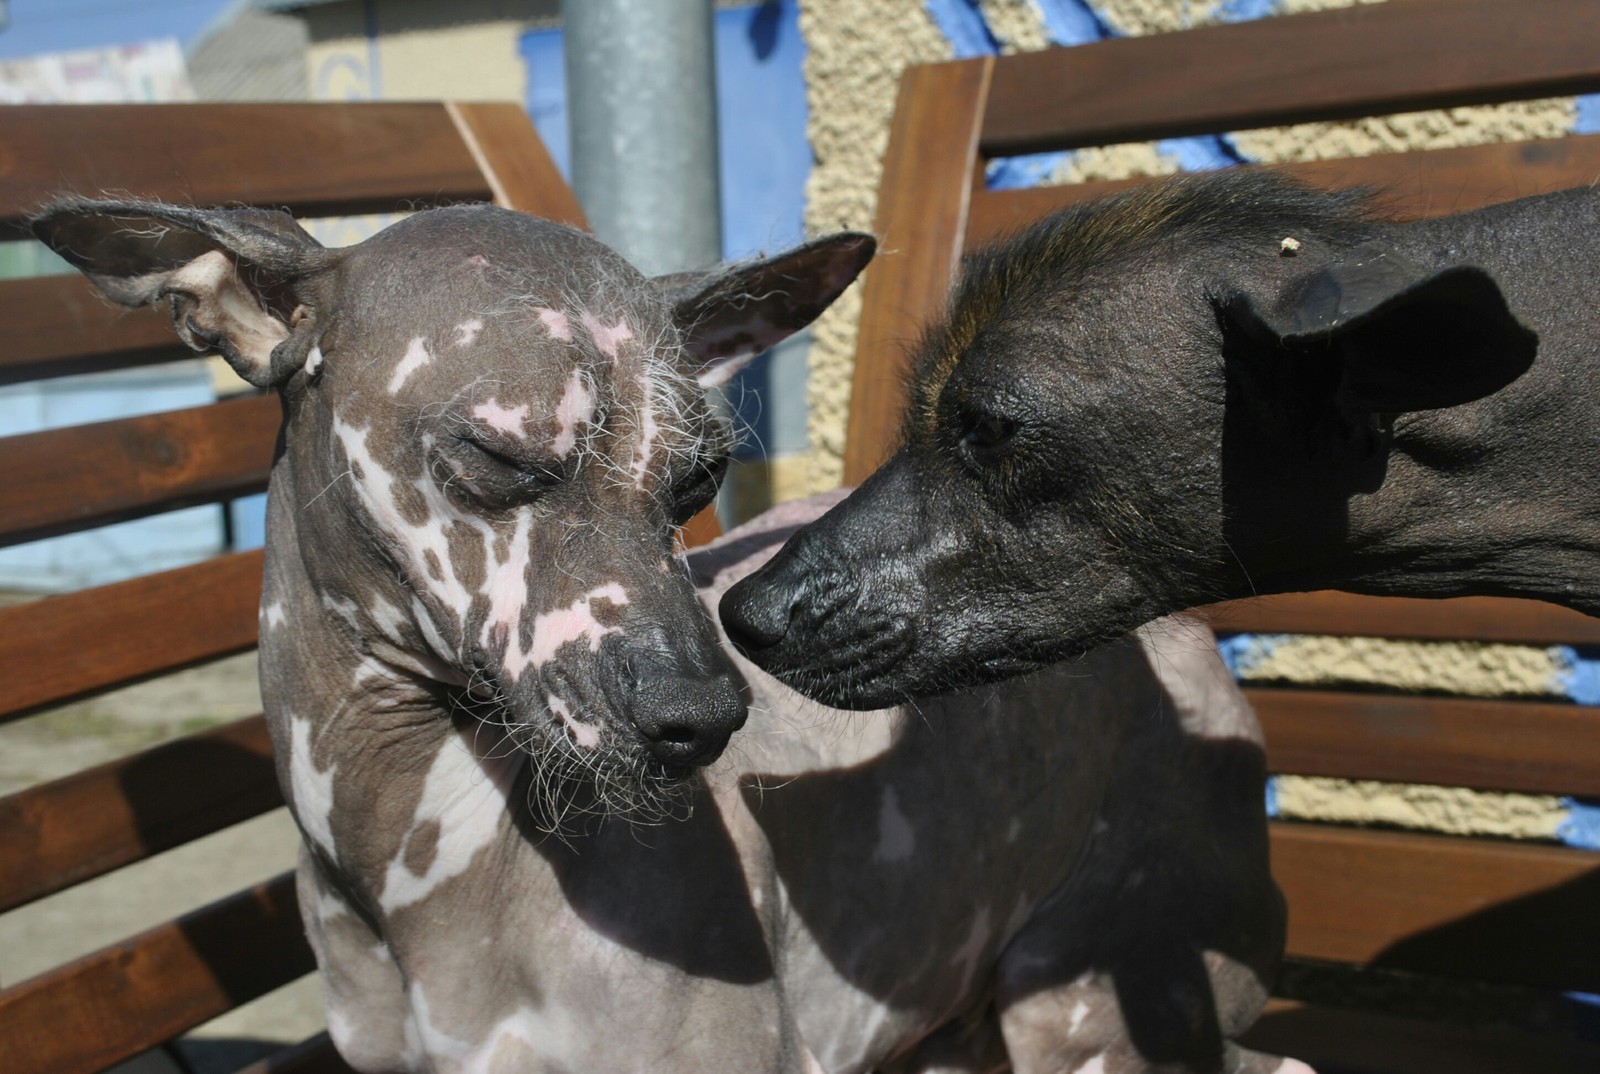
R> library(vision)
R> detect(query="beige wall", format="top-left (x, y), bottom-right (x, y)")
top-left (302, 0), bottom-right (558, 103)
top-left (795, 0), bottom-right (1584, 838)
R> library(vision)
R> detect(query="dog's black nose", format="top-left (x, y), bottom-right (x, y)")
top-left (631, 672), bottom-right (747, 767)
top-left (718, 576), bottom-right (793, 656)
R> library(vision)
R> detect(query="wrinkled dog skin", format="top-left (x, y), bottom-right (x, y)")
top-left (38, 198), bottom-right (1304, 1074)
top-left (722, 170), bottom-right (1599, 709)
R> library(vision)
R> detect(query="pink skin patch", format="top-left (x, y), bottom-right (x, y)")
top-left (630, 369), bottom-right (661, 487)
top-left (481, 510), bottom-right (534, 667)
top-left (501, 583), bottom-right (630, 683)
top-left (537, 307), bottom-right (572, 342)
top-left (454, 319), bottom-right (483, 347)
top-left (548, 695), bottom-right (601, 750)
top-left (551, 370), bottom-right (593, 457)
top-left (388, 337), bottom-right (432, 394)
top-left (467, 253), bottom-right (490, 268)
top-left (472, 397), bottom-right (530, 437)
top-left (581, 312), bottom-right (633, 358)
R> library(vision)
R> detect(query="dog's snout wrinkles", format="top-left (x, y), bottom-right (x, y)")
top-left (630, 672), bottom-right (747, 767)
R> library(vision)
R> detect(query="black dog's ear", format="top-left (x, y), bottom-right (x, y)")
top-left (31, 198), bottom-right (329, 388)
top-left (1226, 241), bottom-right (1537, 412)
top-left (653, 231), bottom-right (876, 388)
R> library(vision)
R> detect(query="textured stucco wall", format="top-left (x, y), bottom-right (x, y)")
top-left (795, 1), bottom-right (953, 490)
top-left (796, 0), bottom-right (1593, 841)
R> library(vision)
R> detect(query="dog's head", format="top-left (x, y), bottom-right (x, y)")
top-left (35, 198), bottom-right (873, 789)
top-left (720, 171), bottom-right (1534, 708)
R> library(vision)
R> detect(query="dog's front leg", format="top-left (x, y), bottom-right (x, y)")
top-left (297, 848), bottom-right (413, 1073)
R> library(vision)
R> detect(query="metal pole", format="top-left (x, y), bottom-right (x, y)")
top-left (563, 0), bottom-right (723, 278)
top-left (564, 0), bottom-right (735, 523)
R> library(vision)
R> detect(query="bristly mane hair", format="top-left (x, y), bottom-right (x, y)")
top-left (906, 169), bottom-right (1386, 433)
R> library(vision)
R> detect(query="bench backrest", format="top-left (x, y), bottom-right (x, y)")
top-left (0, 101), bottom-right (582, 1074)
top-left (848, 1), bottom-right (1600, 1069)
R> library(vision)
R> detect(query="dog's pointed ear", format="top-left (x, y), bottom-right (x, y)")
top-left (1226, 241), bottom-right (1537, 412)
top-left (31, 198), bottom-right (330, 388)
top-left (654, 232), bottom-right (875, 388)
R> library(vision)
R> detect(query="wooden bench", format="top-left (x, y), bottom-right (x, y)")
top-left (846, 1), bottom-right (1600, 1070)
top-left (0, 100), bottom-right (593, 1074)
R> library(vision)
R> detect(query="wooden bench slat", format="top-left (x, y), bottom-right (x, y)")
top-left (843, 59), bottom-right (992, 486)
top-left (233, 1033), bottom-right (355, 1074)
top-left (445, 101), bottom-right (588, 227)
top-left (1252, 689), bottom-right (1600, 798)
top-left (0, 873), bottom-right (312, 1074)
top-left (981, 0), bottom-right (1600, 156)
top-left (1242, 998), bottom-right (1600, 1074)
top-left (1273, 822), bottom-right (1600, 995)
top-left (0, 716), bottom-right (281, 914)
top-left (0, 275), bottom-right (187, 386)
top-left (0, 550), bottom-right (263, 722)
top-left (1200, 589), bottom-right (1600, 647)
top-left (967, 133), bottom-right (1600, 250)
top-left (0, 102), bottom-right (497, 232)
top-left (0, 395), bottom-right (278, 548)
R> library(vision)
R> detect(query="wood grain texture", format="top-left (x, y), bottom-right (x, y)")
top-left (0, 103), bottom-right (496, 231)
top-left (0, 395), bottom-right (279, 547)
top-left (1200, 590), bottom-right (1600, 646)
top-left (1252, 689), bottom-right (1600, 798)
top-left (1243, 998), bottom-right (1600, 1074)
top-left (0, 716), bottom-right (281, 914)
top-left (1273, 822), bottom-right (1600, 994)
top-left (446, 101), bottom-right (588, 227)
top-left (0, 873), bottom-right (313, 1074)
top-left (0, 551), bottom-right (263, 722)
top-left (967, 134), bottom-right (1600, 250)
top-left (981, 0), bottom-right (1600, 156)
top-left (2, 102), bottom-right (583, 382)
top-left (843, 58), bottom-right (992, 485)
top-left (0, 274), bottom-right (185, 385)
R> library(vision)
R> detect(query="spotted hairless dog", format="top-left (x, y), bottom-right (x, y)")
top-left (37, 198), bottom-right (1305, 1074)
top-left (722, 171), bottom-right (1596, 710)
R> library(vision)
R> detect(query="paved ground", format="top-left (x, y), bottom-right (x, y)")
top-left (0, 645), bottom-right (326, 1074)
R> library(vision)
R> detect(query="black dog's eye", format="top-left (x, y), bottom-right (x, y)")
top-left (958, 412), bottom-right (1018, 454)
top-left (670, 452), bottom-right (729, 525)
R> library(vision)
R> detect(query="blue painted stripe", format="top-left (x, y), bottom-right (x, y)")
top-left (1035, 0), bottom-right (1110, 46)
top-left (1157, 135), bottom-right (1246, 171)
top-left (923, 0), bottom-right (1000, 59)
top-left (1216, 632), bottom-right (1283, 677)
top-left (1214, 0), bottom-right (1279, 22)
top-left (1553, 646), bottom-right (1600, 705)
top-left (1577, 94), bottom-right (1600, 135)
top-left (1558, 798), bottom-right (1600, 850)
top-left (986, 151), bottom-right (1071, 190)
